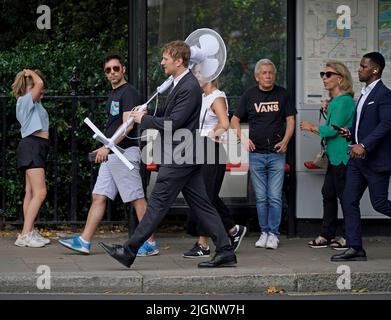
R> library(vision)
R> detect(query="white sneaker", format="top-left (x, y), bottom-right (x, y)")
top-left (266, 233), bottom-right (279, 249)
top-left (255, 232), bottom-right (268, 248)
top-left (32, 230), bottom-right (51, 245)
top-left (14, 231), bottom-right (46, 248)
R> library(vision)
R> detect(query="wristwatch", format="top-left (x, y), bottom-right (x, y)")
top-left (359, 143), bottom-right (366, 150)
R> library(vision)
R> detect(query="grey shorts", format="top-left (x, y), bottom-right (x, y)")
top-left (92, 147), bottom-right (144, 203)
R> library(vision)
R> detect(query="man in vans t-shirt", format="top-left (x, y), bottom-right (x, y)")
top-left (231, 58), bottom-right (297, 250)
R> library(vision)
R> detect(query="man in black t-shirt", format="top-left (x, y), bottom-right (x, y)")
top-left (231, 58), bottom-right (297, 250)
top-left (59, 53), bottom-right (157, 256)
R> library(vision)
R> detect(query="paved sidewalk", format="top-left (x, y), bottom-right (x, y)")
top-left (1, 233), bottom-right (391, 295)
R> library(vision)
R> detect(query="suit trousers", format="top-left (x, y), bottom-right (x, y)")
top-left (342, 159), bottom-right (391, 247)
top-left (124, 165), bottom-right (232, 253)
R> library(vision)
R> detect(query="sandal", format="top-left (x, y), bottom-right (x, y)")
top-left (308, 236), bottom-right (329, 248)
top-left (330, 237), bottom-right (348, 250)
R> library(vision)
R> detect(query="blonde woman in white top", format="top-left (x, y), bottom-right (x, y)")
top-left (184, 67), bottom-right (247, 258)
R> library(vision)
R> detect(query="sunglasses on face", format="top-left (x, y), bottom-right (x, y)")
top-left (320, 71), bottom-right (340, 78)
top-left (104, 66), bottom-right (121, 74)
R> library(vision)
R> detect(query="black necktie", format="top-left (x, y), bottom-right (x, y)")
top-left (168, 84), bottom-right (175, 95)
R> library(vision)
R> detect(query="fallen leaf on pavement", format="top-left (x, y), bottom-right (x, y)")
top-left (266, 286), bottom-right (286, 294)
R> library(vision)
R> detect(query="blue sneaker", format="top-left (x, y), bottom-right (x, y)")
top-left (137, 241), bottom-right (159, 257)
top-left (58, 235), bottom-right (91, 254)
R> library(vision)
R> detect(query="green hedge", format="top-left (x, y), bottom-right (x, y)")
top-left (0, 0), bottom-right (130, 222)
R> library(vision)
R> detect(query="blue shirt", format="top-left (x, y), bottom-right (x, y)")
top-left (16, 92), bottom-right (49, 138)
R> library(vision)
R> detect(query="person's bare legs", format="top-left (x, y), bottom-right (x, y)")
top-left (21, 168), bottom-right (47, 235)
top-left (23, 172), bottom-right (33, 221)
top-left (81, 196), bottom-right (154, 244)
top-left (197, 226), bottom-right (236, 248)
top-left (81, 194), bottom-right (107, 243)
top-left (132, 197), bottom-right (155, 243)
top-left (197, 236), bottom-right (209, 248)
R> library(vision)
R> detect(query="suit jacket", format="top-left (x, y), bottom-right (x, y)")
top-left (141, 71), bottom-right (202, 167)
top-left (350, 80), bottom-right (391, 172)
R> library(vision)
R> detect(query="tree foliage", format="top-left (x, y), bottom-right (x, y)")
top-left (0, 0), bottom-right (129, 221)
top-left (0, 0), bottom-right (129, 95)
top-left (147, 0), bottom-right (287, 113)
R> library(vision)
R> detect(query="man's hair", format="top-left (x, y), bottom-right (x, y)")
top-left (161, 41), bottom-right (190, 68)
top-left (104, 52), bottom-right (124, 66)
top-left (326, 60), bottom-right (354, 97)
top-left (363, 52), bottom-right (386, 76)
top-left (254, 58), bottom-right (277, 74)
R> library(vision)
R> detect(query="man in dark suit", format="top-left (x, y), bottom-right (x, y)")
top-left (99, 40), bottom-right (236, 268)
top-left (331, 52), bottom-right (391, 262)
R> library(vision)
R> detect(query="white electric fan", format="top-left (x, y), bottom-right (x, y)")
top-left (186, 28), bottom-right (226, 82)
top-left (83, 28), bottom-right (227, 171)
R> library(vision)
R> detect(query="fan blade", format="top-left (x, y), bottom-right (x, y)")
top-left (200, 58), bottom-right (219, 78)
top-left (199, 34), bottom-right (219, 56)
top-left (84, 117), bottom-right (111, 145)
top-left (84, 117), bottom-right (134, 171)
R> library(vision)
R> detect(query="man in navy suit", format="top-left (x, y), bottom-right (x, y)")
top-left (99, 40), bottom-right (237, 268)
top-left (332, 52), bottom-right (391, 261)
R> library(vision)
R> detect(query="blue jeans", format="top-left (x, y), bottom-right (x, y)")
top-left (249, 152), bottom-right (286, 235)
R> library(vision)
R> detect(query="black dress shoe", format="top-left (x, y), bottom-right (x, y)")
top-left (198, 251), bottom-right (237, 268)
top-left (99, 242), bottom-right (136, 268)
top-left (331, 247), bottom-right (367, 262)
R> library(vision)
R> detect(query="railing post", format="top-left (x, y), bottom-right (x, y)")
top-left (69, 68), bottom-right (80, 229)
top-left (0, 71), bottom-right (6, 222)
top-left (53, 123), bottom-right (59, 222)
top-left (1, 96), bottom-right (7, 222)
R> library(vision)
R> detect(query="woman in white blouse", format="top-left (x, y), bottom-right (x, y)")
top-left (183, 66), bottom-right (247, 258)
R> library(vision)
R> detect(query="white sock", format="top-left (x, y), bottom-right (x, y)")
top-left (147, 240), bottom-right (156, 245)
top-left (230, 225), bottom-right (239, 236)
top-left (199, 243), bottom-right (209, 250)
top-left (79, 236), bottom-right (90, 245)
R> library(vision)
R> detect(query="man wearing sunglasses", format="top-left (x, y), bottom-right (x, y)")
top-left (59, 53), bottom-right (157, 256)
top-left (331, 52), bottom-right (391, 262)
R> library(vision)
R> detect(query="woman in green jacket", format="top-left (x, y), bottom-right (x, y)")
top-left (300, 60), bottom-right (355, 250)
